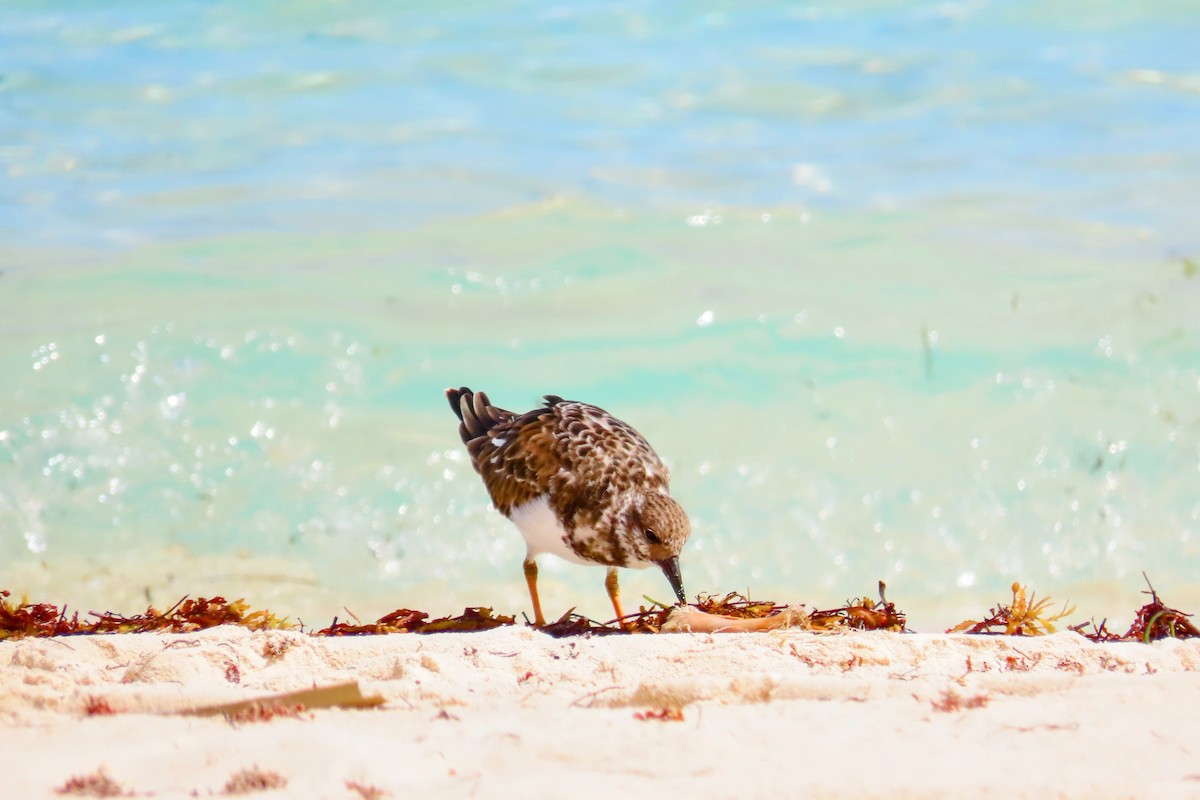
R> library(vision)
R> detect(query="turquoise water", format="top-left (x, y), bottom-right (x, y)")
top-left (2, 2), bottom-right (1199, 628)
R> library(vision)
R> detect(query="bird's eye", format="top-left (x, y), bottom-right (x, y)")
top-left (645, 529), bottom-right (661, 544)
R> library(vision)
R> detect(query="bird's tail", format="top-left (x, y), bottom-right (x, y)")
top-left (445, 387), bottom-right (511, 446)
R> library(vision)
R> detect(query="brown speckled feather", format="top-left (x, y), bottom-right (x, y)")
top-left (447, 389), bottom-right (670, 530)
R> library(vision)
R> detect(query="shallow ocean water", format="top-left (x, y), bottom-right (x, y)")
top-left (2, 2), bottom-right (1199, 628)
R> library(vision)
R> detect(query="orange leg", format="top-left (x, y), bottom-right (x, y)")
top-left (523, 557), bottom-right (546, 627)
top-left (605, 567), bottom-right (627, 628)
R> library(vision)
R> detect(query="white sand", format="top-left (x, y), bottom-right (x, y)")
top-left (2, 625), bottom-right (1199, 799)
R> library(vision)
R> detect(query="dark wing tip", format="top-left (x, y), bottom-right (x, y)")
top-left (446, 387), bottom-right (472, 420)
top-left (449, 387), bottom-right (515, 443)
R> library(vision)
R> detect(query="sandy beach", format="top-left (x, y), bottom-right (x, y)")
top-left (6, 5), bottom-right (1200, 800)
top-left (3, 624), bottom-right (1199, 799)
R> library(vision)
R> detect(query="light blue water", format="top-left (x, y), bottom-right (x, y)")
top-left (2, 2), bottom-right (1199, 628)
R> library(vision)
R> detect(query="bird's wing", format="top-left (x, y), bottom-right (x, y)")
top-left (471, 405), bottom-right (562, 515)
top-left (471, 397), bottom-right (670, 526)
top-left (545, 398), bottom-right (670, 494)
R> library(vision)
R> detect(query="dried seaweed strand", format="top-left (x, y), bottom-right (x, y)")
top-left (1072, 574), bottom-right (1199, 643)
top-left (949, 583), bottom-right (1074, 636)
top-left (810, 582), bottom-right (909, 632)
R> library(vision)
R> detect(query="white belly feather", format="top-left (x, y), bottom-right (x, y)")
top-left (507, 495), bottom-right (652, 569)
top-left (508, 496), bottom-right (594, 565)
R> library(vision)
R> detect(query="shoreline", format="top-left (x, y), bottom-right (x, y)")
top-left (3, 625), bottom-right (1199, 798)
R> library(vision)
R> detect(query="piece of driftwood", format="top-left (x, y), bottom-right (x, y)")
top-left (179, 681), bottom-right (385, 717)
top-left (661, 604), bottom-right (810, 633)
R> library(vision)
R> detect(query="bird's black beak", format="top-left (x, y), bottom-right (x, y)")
top-left (657, 556), bottom-right (686, 606)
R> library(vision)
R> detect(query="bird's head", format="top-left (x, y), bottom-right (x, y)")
top-left (628, 492), bottom-right (691, 605)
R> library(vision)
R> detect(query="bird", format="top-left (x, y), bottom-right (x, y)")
top-left (445, 387), bottom-right (691, 627)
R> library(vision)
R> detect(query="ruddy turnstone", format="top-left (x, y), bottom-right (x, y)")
top-left (446, 387), bottom-right (691, 626)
